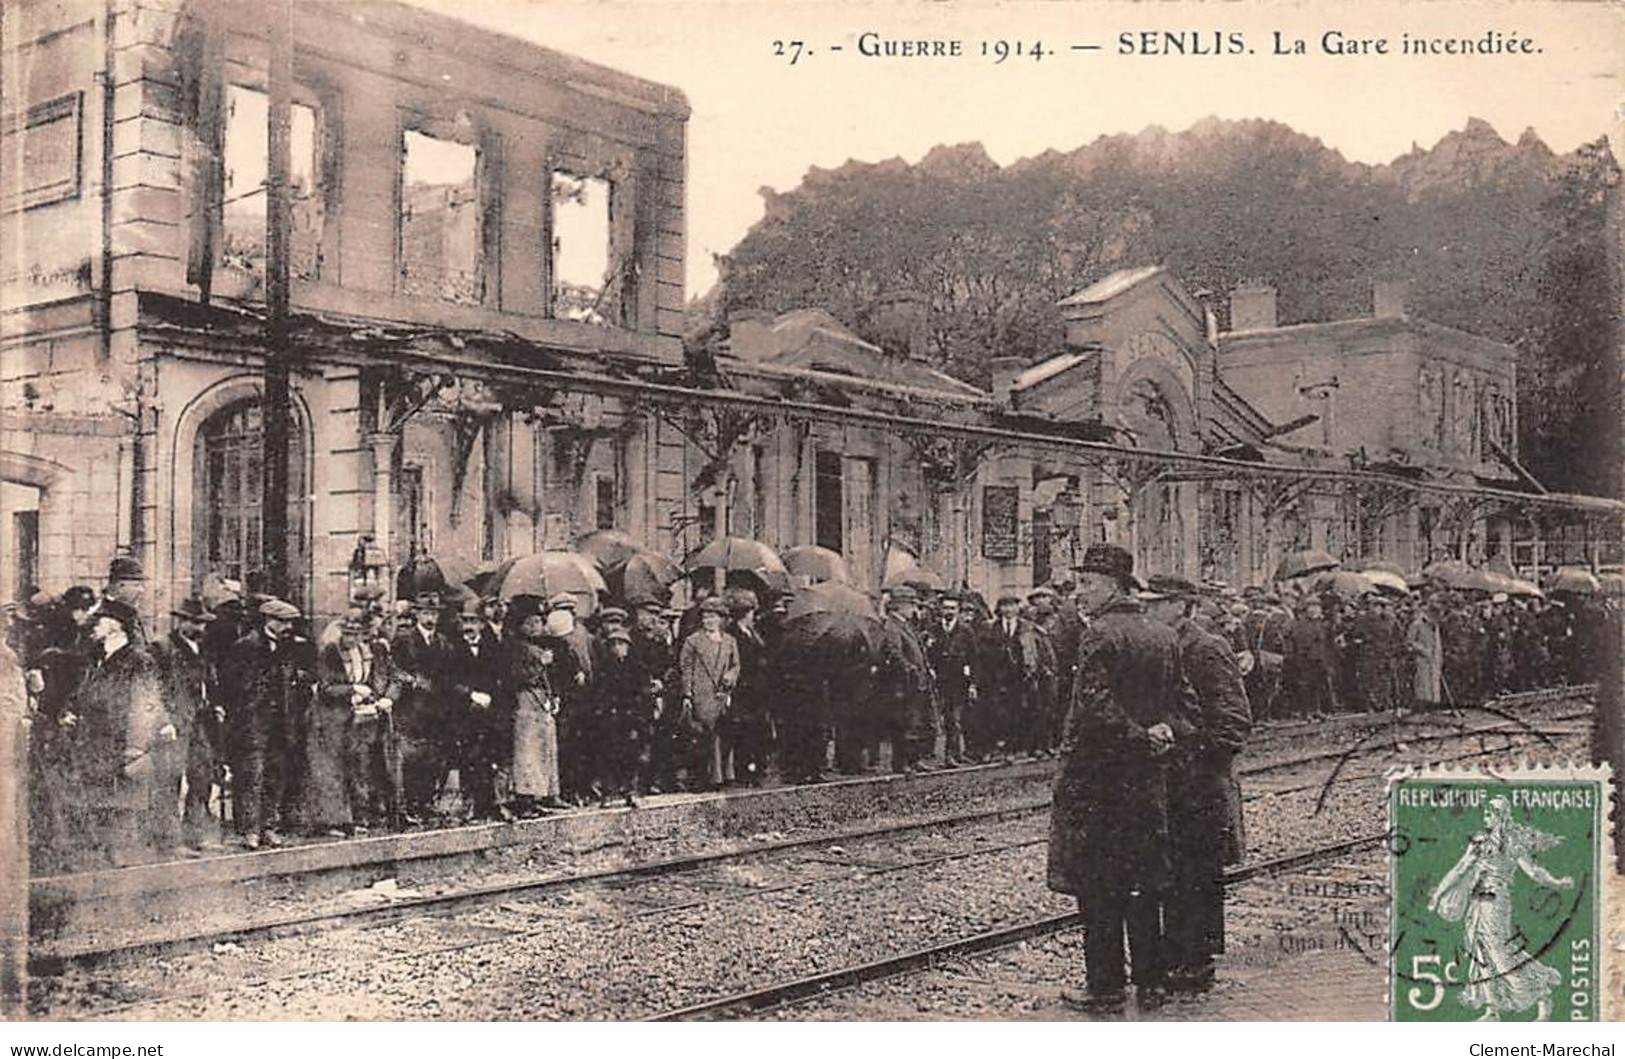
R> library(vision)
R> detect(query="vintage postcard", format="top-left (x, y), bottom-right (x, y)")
top-left (0, 0), bottom-right (1620, 1031)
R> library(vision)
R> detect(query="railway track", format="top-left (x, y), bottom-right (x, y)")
top-left (36, 687), bottom-right (1593, 973)
top-left (646, 835), bottom-right (1386, 1021)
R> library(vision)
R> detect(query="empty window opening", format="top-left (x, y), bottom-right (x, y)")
top-left (401, 129), bottom-right (480, 304)
top-left (221, 85), bottom-right (319, 282)
top-left (814, 449), bottom-right (843, 554)
top-left (550, 171), bottom-right (613, 325)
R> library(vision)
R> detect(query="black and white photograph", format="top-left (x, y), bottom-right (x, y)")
top-left (0, 0), bottom-right (1621, 1031)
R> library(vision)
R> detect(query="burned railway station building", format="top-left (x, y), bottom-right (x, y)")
top-left (2, 0), bottom-right (1620, 633)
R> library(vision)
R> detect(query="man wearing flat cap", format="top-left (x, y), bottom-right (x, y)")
top-left (1047, 544), bottom-right (1182, 1013)
top-left (68, 597), bottom-right (172, 866)
top-left (1143, 574), bottom-right (1253, 993)
top-left (978, 591), bottom-right (1053, 761)
top-left (222, 598), bottom-right (314, 849)
top-left (150, 597), bottom-right (222, 852)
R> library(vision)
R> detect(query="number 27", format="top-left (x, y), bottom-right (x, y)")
top-left (774, 40), bottom-right (804, 64)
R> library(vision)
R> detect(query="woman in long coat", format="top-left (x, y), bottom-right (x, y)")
top-left (678, 597), bottom-right (740, 789)
top-left (1406, 599), bottom-right (1444, 709)
top-left (508, 597), bottom-right (575, 812)
top-left (310, 608), bottom-right (395, 835)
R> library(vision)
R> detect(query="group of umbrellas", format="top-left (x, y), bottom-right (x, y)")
top-left (393, 533), bottom-right (952, 668)
top-left (1272, 548), bottom-right (1618, 600)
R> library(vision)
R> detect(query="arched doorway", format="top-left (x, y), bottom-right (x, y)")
top-left (191, 398), bottom-right (308, 600)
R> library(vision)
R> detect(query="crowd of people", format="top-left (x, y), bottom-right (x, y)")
top-left (4, 550), bottom-right (1619, 879)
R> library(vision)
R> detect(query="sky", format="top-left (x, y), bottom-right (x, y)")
top-left (405, 0), bottom-right (1625, 298)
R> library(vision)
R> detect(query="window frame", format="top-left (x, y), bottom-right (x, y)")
top-left (394, 109), bottom-right (498, 308)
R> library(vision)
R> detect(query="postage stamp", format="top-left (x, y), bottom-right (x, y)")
top-left (1388, 764), bottom-right (1612, 1022)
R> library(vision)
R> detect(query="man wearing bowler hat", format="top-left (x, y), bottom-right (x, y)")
top-left (1047, 544), bottom-right (1182, 1014)
top-left (71, 597), bottom-right (172, 865)
top-left (1143, 574), bottom-right (1253, 993)
top-left (389, 590), bottom-right (453, 823)
top-left (878, 586), bottom-right (937, 773)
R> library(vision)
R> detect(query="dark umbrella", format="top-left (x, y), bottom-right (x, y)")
top-left (613, 552), bottom-right (683, 605)
top-left (778, 582), bottom-right (885, 666)
top-left (686, 536), bottom-right (789, 596)
top-left (1274, 549), bottom-right (1339, 582)
top-left (494, 551), bottom-right (608, 613)
top-left (781, 545), bottom-right (852, 586)
top-left (466, 560), bottom-right (501, 599)
top-left (575, 529), bottom-right (646, 572)
top-left (396, 556), bottom-right (449, 600)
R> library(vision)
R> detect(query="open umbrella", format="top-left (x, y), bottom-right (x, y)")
top-left (1274, 549), bottom-right (1339, 582)
top-left (1458, 568), bottom-right (1516, 595)
top-left (884, 564), bottom-right (946, 592)
top-left (494, 550), bottom-right (608, 613)
top-left (396, 555), bottom-right (449, 600)
top-left (575, 529), bottom-right (646, 572)
top-left (1422, 559), bottom-right (1475, 590)
top-left (781, 545), bottom-right (852, 587)
top-left (1312, 570), bottom-right (1377, 598)
top-left (433, 552), bottom-right (478, 592)
top-left (1349, 558), bottom-right (1406, 579)
top-left (685, 536), bottom-right (789, 597)
top-left (1545, 566), bottom-right (1601, 595)
top-left (1360, 569), bottom-right (1410, 594)
top-left (1504, 577), bottom-right (1545, 599)
top-left (466, 559), bottom-right (502, 599)
top-left (778, 582), bottom-right (885, 666)
top-left (612, 552), bottom-right (683, 605)
top-left (1598, 572), bottom-right (1625, 598)
top-left (685, 536), bottom-right (787, 575)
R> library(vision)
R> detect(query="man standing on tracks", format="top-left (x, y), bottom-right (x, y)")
top-left (1048, 544), bottom-right (1182, 1014)
top-left (1143, 575), bottom-right (1252, 994)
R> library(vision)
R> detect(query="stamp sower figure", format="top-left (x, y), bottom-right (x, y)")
top-left (1144, 575), bottom-right (1253, 993)
top-left (1427, 795), bottom-right (1573, 1021)
top-left (1048, 544), bottom-right (1181, 1014)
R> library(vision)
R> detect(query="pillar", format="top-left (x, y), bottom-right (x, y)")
top-left (367, 432), bottom-right (395, 590)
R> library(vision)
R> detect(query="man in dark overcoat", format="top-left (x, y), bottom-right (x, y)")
top-left (878, 586), bottom-right (936, 772)
top-left (71, 598), bottom-right (173, 866)
top-left (149, 597), bottom-right (220, 852)
top-left (922, 593), bottom-right (979, 765)
top-left (1145, 575), bottom-right (1253, 994)
top-left (221, 598), bottom-right (313, 848)
top-left (445, 595), bottom-right (506, 820)
top-left (1032, 585), bottom-right (1083, 754)
top-left (1280, 597), bottom-right (1339, 716)
top-left (389, 590), bottom-right (453, 821)
top-left (1048, 544), bottom-right (1181, 1013)
top-left (979, 593), bottom-right (1052, 759)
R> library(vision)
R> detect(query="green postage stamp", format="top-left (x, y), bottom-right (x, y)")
top-left (1389, 765), bottom-right (1612, 1022)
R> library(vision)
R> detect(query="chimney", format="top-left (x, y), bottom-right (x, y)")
top-left (1228, 281), bottom-right (1277, 332)
top-left (865, 289), bottom-right (929, 360)
top-left (990, 356), bottom-right (1027, 408)
top-left (1373, 279), bottom-right (1409, 319)
top-left (1193, 288), bottom-right (1220, 345)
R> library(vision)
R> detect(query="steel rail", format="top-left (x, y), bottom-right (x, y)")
top-left (645, 834), bottom-right (1387, 1021)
